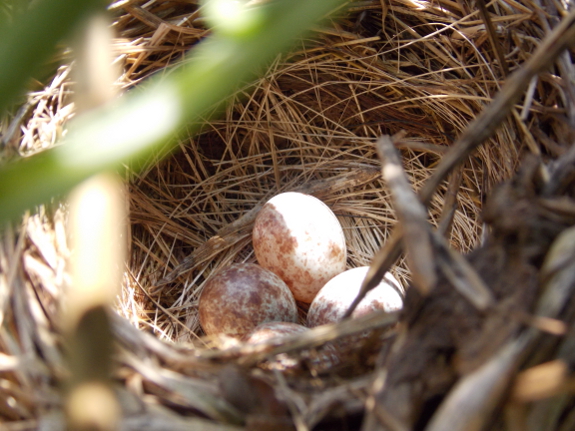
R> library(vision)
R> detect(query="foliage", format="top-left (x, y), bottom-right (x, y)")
top-left (0, 0), bottom-right (346, 222)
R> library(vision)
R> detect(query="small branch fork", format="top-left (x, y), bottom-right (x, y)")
top-left (355, 135), bottom-right (494, 314)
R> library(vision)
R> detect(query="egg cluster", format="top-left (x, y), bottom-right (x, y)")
top-left (198, 192), bottom-right (404, 347)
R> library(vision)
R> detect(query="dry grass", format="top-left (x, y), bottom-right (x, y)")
top-left (2, 0), bottom-right (575, 429)
top-left (124, 0), bottom-right (537, 341)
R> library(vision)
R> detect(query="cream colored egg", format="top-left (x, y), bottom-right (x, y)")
top-left (199, 263), bottom-right (298, 338)
top-left (307, 266), bottom-right (403, 327)
top-left (253, 192), bottom-right (347, 303)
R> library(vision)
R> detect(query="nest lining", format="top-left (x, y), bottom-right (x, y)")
top-left (125, 13), bottom-right (527, 341)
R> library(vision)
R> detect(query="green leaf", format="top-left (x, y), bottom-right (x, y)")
top-left (0, 0), bottom-right (107, 111)
top-left (0, 0), bottom-right (346, 222)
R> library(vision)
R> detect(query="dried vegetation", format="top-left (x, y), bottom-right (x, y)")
top-left (2, 0), bottom-right (575, 430)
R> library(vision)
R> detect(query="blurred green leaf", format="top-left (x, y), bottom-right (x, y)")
top-left (0, 0), bottom-right (346, 222)
top-left (0, 0), bottom-right (106, 111)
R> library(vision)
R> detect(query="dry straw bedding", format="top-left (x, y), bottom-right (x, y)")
top-left (1, 0), bottom-right (575, 430)
top-left (126, 0), bottom-right (533, 340)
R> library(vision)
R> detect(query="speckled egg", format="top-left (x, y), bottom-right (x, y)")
top-left (252, 192), bottom-right (347, 303)
top-left (245, 321), bottom-right (341, 372)
top-left (199, 263), bottom-right (298, 338)
top-left (307, 266), bottom-right (403, 327)
top-left (244, 321), bottom-right (308, 343)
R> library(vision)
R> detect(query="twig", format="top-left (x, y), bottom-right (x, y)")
top-left (424, 333), bottom-right (532, 431)
top-left (199, 310), bottom-right (399, 364)
top-left (375, 135), bottom-right (437, 295)
top-left (419, 7), bottom-right (575, 205)
top-left (345, 7), bottom-right (575, 317)
top-left (476, 0), bottom-right (509, 77)
top-left (343, 228), bottom-right (403, 319)
top-left (432, 232), bottom-right (494, 311)
top-left (355, 136), bottom-right (494, 313)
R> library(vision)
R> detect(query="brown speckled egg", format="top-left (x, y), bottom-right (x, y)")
top-left (244, 321), bottom-right (307, 343)
top-left (245, 321), bottom-right (341, 372)
top-left (199, 263), bottom-right (298, 338)
top-left (307, 266), bottom-right (403, 327)
top-left (253, 192), bottom-right (346, 303)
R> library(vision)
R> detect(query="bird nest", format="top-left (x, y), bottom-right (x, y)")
top-left (2, 1), bottom-right (575, 430)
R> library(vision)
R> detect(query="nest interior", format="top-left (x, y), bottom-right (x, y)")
top-left (125, 0), bottom-right (533, 341)
top-left (2, 1), bottom-right (575, 430)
